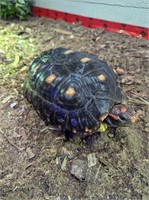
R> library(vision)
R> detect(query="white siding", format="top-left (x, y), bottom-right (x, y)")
top-left (32, 0), bottom-right (149, 27)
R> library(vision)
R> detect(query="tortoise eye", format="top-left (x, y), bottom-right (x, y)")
top-left (119, 113), bottom-right (128, 121)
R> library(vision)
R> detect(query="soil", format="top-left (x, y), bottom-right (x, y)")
top-left (0, 17), bottom-right (149, 200)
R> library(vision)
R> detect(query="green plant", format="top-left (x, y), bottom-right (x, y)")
top-left (0, 0), bottom-right (30, 20)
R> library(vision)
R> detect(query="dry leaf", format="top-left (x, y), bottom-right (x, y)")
top-left (121, 75), bottom-right (134, 85)
top-left (116, 67), bottom-right (125, 75)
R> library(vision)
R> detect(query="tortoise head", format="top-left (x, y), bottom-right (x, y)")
top-left (103, 104), bottom-right (136, 127)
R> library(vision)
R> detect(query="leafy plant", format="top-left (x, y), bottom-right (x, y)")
top-left (0, 0), bottom-right (31, 20)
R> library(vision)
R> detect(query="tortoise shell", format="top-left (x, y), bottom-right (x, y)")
top-left (23, 47), bottom-right (123, 138)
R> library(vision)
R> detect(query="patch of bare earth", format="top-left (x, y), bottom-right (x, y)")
top-left (0, 17), bottom-right (149, 200)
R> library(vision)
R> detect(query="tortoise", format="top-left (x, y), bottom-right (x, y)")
top-left (23, 47), bottom-right (134, 140)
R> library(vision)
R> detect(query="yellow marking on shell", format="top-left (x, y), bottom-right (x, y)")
top-left (100, 113), bottom-right (108, 122)
top-left (80, 57), bottom-right (91, 63)
top-left (65, 87), bottom-right (76, 97)
top-left (64, 50), bottom-right (74, 55)
top-left (45, 74), bottom-right (56, 84)
top-left (98, 74), bottom-right (106, 81)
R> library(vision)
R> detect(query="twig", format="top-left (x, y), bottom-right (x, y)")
top-left (0, 129), bottom-right (24, 151)
top-left (127, 96), bottom-right (149, 105)
top-left (53, 28), bottom-right (72, 35)
top-left (137, 97), bottom-right (149, 105)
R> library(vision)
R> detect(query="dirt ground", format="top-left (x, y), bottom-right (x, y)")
top-left (0, 17), bottom-right (149, 200)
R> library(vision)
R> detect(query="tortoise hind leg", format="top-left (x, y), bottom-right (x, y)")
top-left (107, 127), bottom-right (117, 138)
top-left (64, 129), bottom-right (73, 141)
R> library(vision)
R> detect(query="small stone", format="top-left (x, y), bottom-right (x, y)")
top-left (19, 105), bottom-right (25, 114)
top-left (70, 35), bottom-right (75, 39)
top-left (71, 159), bottom-right (87, 181)
top-left (120, 138), bottom-right (125, 144)
top-left (10, 102), bottom-right (17, 108)
top-left (56, 157), bottom-right (62, 165)
top-left (62, 147), bottom-right (74, 159)
top-left (67, 196), bottom-right (71, 200)
top-left (26, 147), bottom-right (35, 159)
top-left (19, 127), bottom-right (27, 139)
top-left (12, 131), bottom-right (21, 138)
top-left (60, 36), bottom-right (64, 40)
top-left (61, 157), bottom-right (68, 171)
top-left (44, 194), bottom-right (50, 200)
top-left (144, 127), bottom-right (149, 133)
top-left (5, 173), bottom-right (14, 180)
top-left (87, 153), bottom-right (97, 168)
top-left (108, 133), bottom-right (115, 138)
top-left (47, 196), bottom-right (61, 200)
